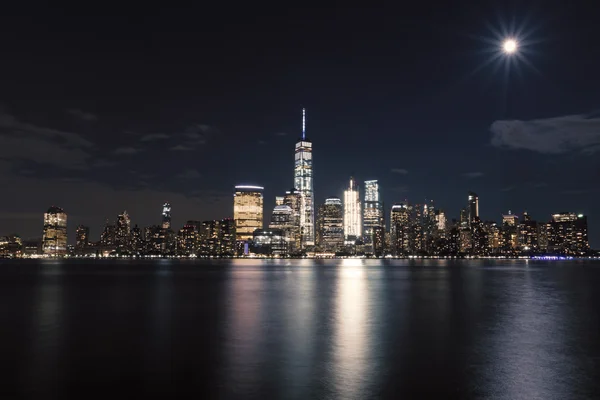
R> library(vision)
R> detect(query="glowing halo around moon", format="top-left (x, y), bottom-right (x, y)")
top-left (502, 38), bottom-right (518, 54)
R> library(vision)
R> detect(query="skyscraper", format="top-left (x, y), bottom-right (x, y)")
top-left (363, 180), bottom-right (384, 250)
top-left (177, 224), bottom-right (197, 256)
top-left (283, 188), bottom-right (302, 253)
top-left (390, 203), bottom-right (410, 256)
top-left (233, 185), bottom-right (264, 242)
top-left (343, 177), bottom-right (361, 244)
top-left (269, 204), bottom-right (294, 252)
top-left (116, 211), bottom-right (131, 251)
top-left (293, 108), bottom-right (315, 246)
top-left (316, 197), bottom-right (344, 252)
top-left (131, 225), bottom-right (142, 253)
top-left (100, 220), bottom-right (116, 247)
top-left (548, 212), bottom-right (589, 255)
top-left (162, 202), bottom-right (172, 230)
top-left (468, 192), bottom-right (479, 223)
top-left (502, 211), bottom-right (519, 253)
top-left (219, 218), bottom-right (236, 256)
top-left (42, 206), bottom-right (67, 256)
top-left (75, 225), bottom-right (89, 250)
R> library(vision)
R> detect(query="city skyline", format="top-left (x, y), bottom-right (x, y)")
top-left (2, 179), bottom-right (591, 257)
top-left (0, 125), bottom-right (596, 252)
top-left (1, 3), bottom-right (599, 247)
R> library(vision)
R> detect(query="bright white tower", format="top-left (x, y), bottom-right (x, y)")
top-left (343, 177), bottom-right (361, 244)
top-left (294, 108), bottom-right (315, 247)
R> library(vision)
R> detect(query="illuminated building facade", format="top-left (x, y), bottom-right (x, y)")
top-left (502, 211), bottom-right (519, 226)
top-left (410, 204), bottom-right (425, 254)
top-left (283, 188), bottom-right (302, 252)
top-left (435, 210), bottom-right (447, 232)
top-left (518, 212), bottom-right (538, 253)
top-left (460, 208), bottom-right (468, 228)
top-left (100, 220), bottom-right (116, 248)
top-left (162, 202), bottom-right (172, 230)
top-left (196, 219), bottom-right (236, 256)
top-left (233, 185), bottom-right (264, 242)
top-left (363, 180), bottom-right (384, 250)
top-left (390, 203), bottom-right (410, 256)
top-left (252, 229), bottom-right (287, 256)
top-left (459, 229), bottom-right (472, 253)
top-left (199, 220), bottom-right (221, 255)
top-left (343, 177), bottom-right (361, 244)
top-left (547, 212), bottom-right (589, 255)
top-left (131, 225), bottom-right (142, 253)
top-left (470, 219), bottom-right (487, 255)
top-left (269, 205), bottom-right (294, 252)
top-left (468, 192), bottom-right (479, 223)
top-left (484, 222), bottom-right (501, 253)
top-left (116, 211), bottom-right (131, 251)
top-left (144, 225), bottom-right (162, 254)
top-left (42, 206), bottom-right (68, 256)
top-left (500, 211), bottom-right (519, 254)
top-left (219, 218), bottom-right (236, 255)
top-left (0, 235), bottom-right (22, 257)
top-left (76, 225), bottom-right (89, 250)
top-left (293, 108), bottom-right (315, 246)
top-left (177, 224), bottom-right (197, 256)
top-left (316, 197), bottom-right (344, 252)
top-left (372, 226), bottom-right (385, 257)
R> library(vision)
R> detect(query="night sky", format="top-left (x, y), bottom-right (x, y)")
top-left (1, 2), bottom-right (599, 246)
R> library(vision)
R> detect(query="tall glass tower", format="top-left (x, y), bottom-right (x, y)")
top-left (363, 180), bottom-right (384, 248)
top-left (162, 202), bottom-right (172, 230)
top-left (42, 206), bottom-right (68, 256)
top-left (294, 108), bottom-right (315, 246)
top-left (233, 185), bottom-right (264, 242)
top-left (343, 177), bottom-right (361, 244)
top-left (467, 192), bottom-right (479, 223)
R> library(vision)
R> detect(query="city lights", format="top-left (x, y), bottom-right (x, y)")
top-left (0, 109), bottom-right (593, 259)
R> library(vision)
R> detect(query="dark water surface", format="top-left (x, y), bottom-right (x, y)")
top-left (2, 259), bottom-right (600, 399)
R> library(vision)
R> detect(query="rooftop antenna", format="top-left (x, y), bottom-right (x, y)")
top-left (302, 108), bottom-right (306, 140)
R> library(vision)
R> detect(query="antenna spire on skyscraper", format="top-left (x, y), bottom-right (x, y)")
top-left (302, 108), bottom-right (306, 140)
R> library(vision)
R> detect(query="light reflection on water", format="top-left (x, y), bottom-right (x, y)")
top-left (1, 258), bottom-right (599, 399)
top-left (332, 260), bottom-right (370, 398)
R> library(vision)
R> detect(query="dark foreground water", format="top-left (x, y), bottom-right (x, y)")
top-left (2, 259), bottom-right (600, 399)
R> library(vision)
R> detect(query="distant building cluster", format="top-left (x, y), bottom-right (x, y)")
top-left (0, 109), bottom-right (594, 258)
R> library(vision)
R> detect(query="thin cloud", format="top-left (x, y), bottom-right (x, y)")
top-left (391, 168), bottom-right (409, 175)
top-left (0, 136), bottom-right (91, 169)
top-left (166, 123), bottom-right (218, 151)
top-left (112, 147), bottom-right (140, 155)
top-left (66, 108), bottom-right (98, 122)
top-left (0, 112), bottom-right (93, 169)
top-left (463, 172), bottom-right (484, 178)
top-left (0, 112), bottom-right (93, 148)
top-left (170, 145), bottom-right (194, 151)
top-left (177, 169), bottom-right (202, 180)
top-left (184, 132), bottom-right (207, 144)
top-left (490, 113), bottom-right (600, 154)
top-left (500, 186), bottom-right (516, 192)
top-left (140, 133), bottom-right (169, 142)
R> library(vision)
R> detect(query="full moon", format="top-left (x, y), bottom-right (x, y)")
top-left (503, 39), bottom-right (518, 54)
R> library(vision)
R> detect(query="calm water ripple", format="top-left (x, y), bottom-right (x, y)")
top-left (1, 258), bottom-right (600, 399)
